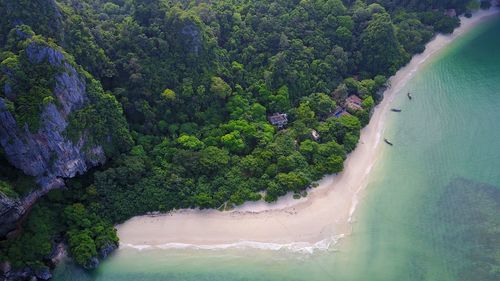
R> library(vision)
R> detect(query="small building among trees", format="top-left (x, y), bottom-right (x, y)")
top-left (268, 113), bottom-right (288, 128)
top-left (331, 106), bottom-right (351, 118)
top-left (345, 95), bottom-right (363, 111)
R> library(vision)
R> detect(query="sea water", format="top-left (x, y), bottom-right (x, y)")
top-left (53, 15), bottom-right (500, 281)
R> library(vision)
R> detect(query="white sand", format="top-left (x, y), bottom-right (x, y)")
top-left (117, 8), bottom-right (500, 252)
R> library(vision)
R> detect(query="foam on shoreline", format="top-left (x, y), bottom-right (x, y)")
top-left (121, 234), bottom-right (345, 254)
top-left (116, 8), bottom-right (500, 253)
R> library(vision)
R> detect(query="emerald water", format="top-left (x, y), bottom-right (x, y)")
top-left (54, 16), bottom-right (500, 281)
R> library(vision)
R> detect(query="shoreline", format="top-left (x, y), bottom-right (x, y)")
top-left (116, 8), bottom-right (500, 252)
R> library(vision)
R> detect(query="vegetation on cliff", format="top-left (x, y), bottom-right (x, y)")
top-left (0, 25), bottom-right (128, 270)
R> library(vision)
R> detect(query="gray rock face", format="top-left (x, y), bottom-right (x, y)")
top-left (49, 243), bottom-right (67, 266)
top-left (25, 42), bottom-right (65, 66)
top-left (0, 43), bottom-right (105, 180)
top-left (85, 257), bottom-right (100, 270)
top-left (0, 193), bottom-right (24, 239)
top-left (0, 42), bottom-right (105, 238)
top-left (181, 23), bottom-right (202, 55)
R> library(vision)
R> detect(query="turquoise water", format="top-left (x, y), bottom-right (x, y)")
top-left (53, 16), bottom-right (500, 281)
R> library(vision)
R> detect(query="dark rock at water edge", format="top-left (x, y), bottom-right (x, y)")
top-left (84, 257), bottom-right (100, 270)
top-left (0, 265), bottom-right (33, 281)
top-left (99, 242), bottom-right (118, 259)
top-left (0, 265), bottom-right (51, 281)
top-left (34, 267), bottom-right (51, 281)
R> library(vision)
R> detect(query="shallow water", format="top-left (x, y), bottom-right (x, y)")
top-left (53, 15), bottom-right (500, 281)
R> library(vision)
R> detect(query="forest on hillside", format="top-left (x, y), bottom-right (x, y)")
top-left (0, 0), bottom-right (483, 272)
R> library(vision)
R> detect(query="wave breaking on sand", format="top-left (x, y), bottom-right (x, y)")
top-left (121, 234), bottom-right (345, 254)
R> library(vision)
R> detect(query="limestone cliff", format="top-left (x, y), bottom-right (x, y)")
top-left (0, 27), bottom-right (131, 238)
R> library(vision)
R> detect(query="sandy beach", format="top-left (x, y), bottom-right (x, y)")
top-left (116, 7), bottom-right (500, 252)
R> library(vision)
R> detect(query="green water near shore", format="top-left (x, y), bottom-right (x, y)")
top-left (53, 16), bottom-right (500, 281)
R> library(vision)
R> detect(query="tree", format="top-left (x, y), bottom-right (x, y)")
top-left (210, 76), bottom-right (232, 99)
top-left (299, 140), bottom-right (319, 162)
top-left (343, 132), bottom-right (359, 153)
top-left (359, 79), bottom-right (376, 95)
top-left (304, 93), bottom-right (336, 118)
top-left (362, 96), bottom-right (374, 109)
top-left (269, 85), bottom-right (291, 112)
top-left (276, 172), bottom-right (309, 193)
top-left (249, 103), bottom-right (267, 122)
top-left (338, 115), bottom-right (361, 132)
top-left (294, 101), bottom-right (316, 127)
top-left (64, 203), bottom-right (93, 229)
top-left (199, 146), bottom-right (230, 173)
top-left (194, 193), bottom-right (214, 208)
top-left (239, 154), bottom-right (265, 177)
top-left (177, 135), bottom-right (205, 150)
top-left (335, 26), bottom-right (352, 47)
top-left (161, 88), bottom-right (176, 101)
top-left (221, 131), bottom-right (246, 153)
top-left (360, 12), bottom-right (407, 76)
top-left (277, 152), bottom-right (308, 173)
top-left (315, 155), bottom-right (343, 174)
top-left (67, 230), bottom-right (98, 269)
top-left (227, 94), bottom-right (250, 119)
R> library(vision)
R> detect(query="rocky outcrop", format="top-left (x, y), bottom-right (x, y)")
top-left (0, 194), bottom-right (24, 240)
top-left (84, 257), bottom-right (100, 270)
top-left (0, 30), bottom-right (106, 238)
top-left (0, 42), bottom-right (106, 180)
top-left (0, 263), bottom-right (52, 281)
top-left (0, 242), bottom-right (67, 280)
top-left (99, 242), bottom-right (118, 259)
top-left (0, 265), bottom-right (33, 281)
